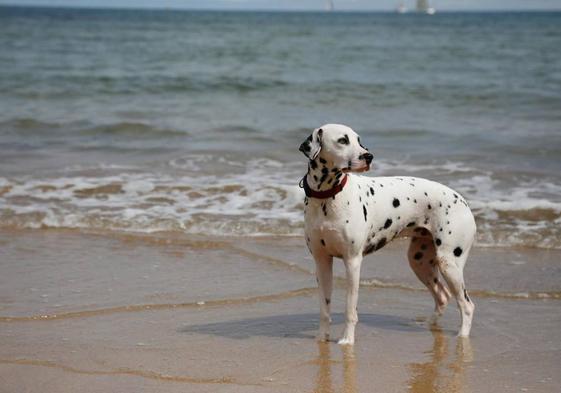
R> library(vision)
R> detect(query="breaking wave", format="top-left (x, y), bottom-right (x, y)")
top-left (1, 157), bottom-right (560, 249)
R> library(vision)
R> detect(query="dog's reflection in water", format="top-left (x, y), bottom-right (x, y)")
top-left (408, 328), bottom-right (473, 393)
top-left (311, 329), bottom-right (472, 393)
top-left (312, 342), bottom-right (357, 393)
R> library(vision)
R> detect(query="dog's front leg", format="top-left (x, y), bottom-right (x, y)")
top-left (338, 255), bottom-right (362, 345)
top-left (314, 253), bottom-right (333, 341)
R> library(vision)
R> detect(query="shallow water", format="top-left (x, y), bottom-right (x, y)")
top-left (1, 230), bottom-right (560, 319)
top-left (1, 8), bottom-right (561, 248)
top-left (0, 230), bottom-right (560, 392)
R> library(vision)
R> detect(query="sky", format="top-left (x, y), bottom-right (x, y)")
top-left (0, 0), bottom-right (560, 11)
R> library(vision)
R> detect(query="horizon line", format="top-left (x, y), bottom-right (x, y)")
top-left (1, 3), bottom-right (561, 12)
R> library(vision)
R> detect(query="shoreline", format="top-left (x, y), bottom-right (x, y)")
top-left (1, 228), bottom-right (560, 392)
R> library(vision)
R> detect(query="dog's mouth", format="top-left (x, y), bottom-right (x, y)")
top-left (342, 164), bottom-right (371, 173)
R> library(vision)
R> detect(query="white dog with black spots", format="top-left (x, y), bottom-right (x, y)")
top-left (299, 124), bottom-right (476, 345)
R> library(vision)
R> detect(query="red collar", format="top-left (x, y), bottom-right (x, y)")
top-left (301, 174), bottom-right (348, 199)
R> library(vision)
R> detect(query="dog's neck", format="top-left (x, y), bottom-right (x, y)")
top-left (305, 157), bottom-right (345, 192)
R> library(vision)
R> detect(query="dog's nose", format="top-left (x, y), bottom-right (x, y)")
top-left (360, 152), bottom-right (373, 165)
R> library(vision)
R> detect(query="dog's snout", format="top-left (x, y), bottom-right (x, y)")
top-left (360, 152), bottom-right (373, 164)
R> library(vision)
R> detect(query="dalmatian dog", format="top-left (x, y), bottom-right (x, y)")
top-left (299, 124), bottom-right (476, 345)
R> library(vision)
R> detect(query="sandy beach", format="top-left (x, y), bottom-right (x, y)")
top-left (1, 228), bottom-right (560, 392)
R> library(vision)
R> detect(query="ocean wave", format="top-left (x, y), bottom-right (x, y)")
top-left (0, 118), bottom-right (188, 139)
top-left (6, 74), bottom-right (290, 97)
top-left (1, 158), bottom-right (560, 249)
top-left (79, 122), bottom-right (188, 138)
top-left (0, 118), bottom-right (69, 133)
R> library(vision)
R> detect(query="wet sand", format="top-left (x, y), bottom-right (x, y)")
top-left (1, 229), bottom-right (560, 392)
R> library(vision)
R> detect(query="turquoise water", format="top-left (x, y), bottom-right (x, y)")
top-left (0, 7), bottom-right (560, 247)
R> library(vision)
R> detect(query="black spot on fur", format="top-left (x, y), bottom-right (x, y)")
top-left (321, 239), bottom-right (326, 246)
top-left (428, 204), bottom-right (432, 210)
top-left (322, 203), bottom-right (327, 216)
top-left (434, 278), bottom-right (438, 284)
top-left (363, 205), bottom-right (368, 222)
top-left (464, 289), bottom-right (470, 302)
top-left (310, 160), bottom-right (317, 169)
top-left (392, 198), bottom-right (400, 208)
top-left (414, 252), bottom-right (423, 260)
top-left (375, 237), bottom-right (387, 251)
top-left (370, 187), bottom-right (375, 196)
top-left (319, 157), bottom-right (327, 164)
top-left (407, 222), bottom-right (415, 227)
top-left (454, 247), bottom-right (463, 257)
top-left (325, 298), bottom-right (331, 305)
top-left (435, 238), bottom-right (442, 246)
top-left (384, 219), bottom-right (392, 229)
top-left (363, 243), bottom-right (376, 255)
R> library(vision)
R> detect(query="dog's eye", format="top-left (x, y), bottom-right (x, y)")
top-left (338, 137), bottom-right (349, 145)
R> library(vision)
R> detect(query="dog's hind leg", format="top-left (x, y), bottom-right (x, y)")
top-left (408, 235), bottom-right (451, 322)
top-left (436, 248), bottom-right (475, 337)
top-left (338, 255), bottom-right (362, 345)
top-left (314, 253), bottom-right (333, 342)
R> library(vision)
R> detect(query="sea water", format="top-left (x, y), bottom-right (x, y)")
top-left (1, 7), bottom-right (560, 248)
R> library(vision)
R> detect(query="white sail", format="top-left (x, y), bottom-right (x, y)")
top-left (326, 0), bottom-right (334, 11)
top-left (416, 0), bottom-right (435, 14)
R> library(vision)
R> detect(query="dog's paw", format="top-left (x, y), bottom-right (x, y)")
top-left (337, 336), bottom-right (354, 346)
top-left (316, 333), bottom-right (330, 342)
top-left (428, 312), bottom-right (442, 326)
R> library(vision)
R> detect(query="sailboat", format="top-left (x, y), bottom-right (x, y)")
top-left (326, 0), bottom-right (334, 12)
top-left (416, 0), bottom-right (436, 14)
top-left (396, 2), bottom-right (408, 13)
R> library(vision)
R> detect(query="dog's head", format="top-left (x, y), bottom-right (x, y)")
top-left (299, 124), bottom-right (373, 173)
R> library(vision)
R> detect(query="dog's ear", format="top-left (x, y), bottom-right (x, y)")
top-left (299, 128), bottom-right (323, 160)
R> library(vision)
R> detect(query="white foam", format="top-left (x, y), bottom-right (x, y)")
top-left (0, 157), bottom-right (560, 247)
top-left (122, 180), bottom-right (155, 194)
